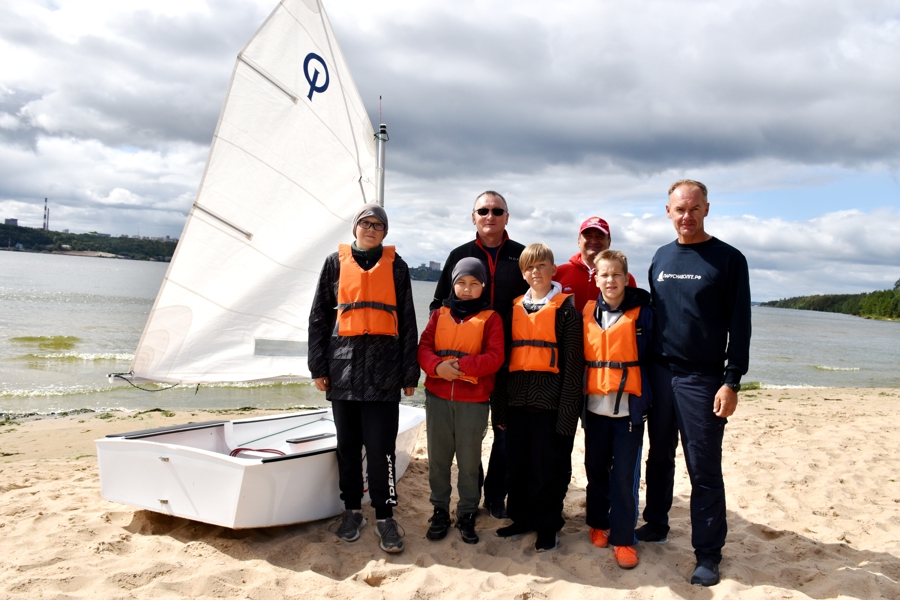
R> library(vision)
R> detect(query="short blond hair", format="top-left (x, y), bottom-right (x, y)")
top-left (519, 243), bottom-right (554, 271)
top-left (668, 179), bottom-right (708, 201)
top-left (593, 249), bottom-right (628, 275)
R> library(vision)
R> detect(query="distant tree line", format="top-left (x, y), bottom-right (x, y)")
top-left (761, 283), bottom-right (900, 320)
top-left (409, 266), bottom-right (441, 282)
top-left (0, 223), bottom-right (176, 261)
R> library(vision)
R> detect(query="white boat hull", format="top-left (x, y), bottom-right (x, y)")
top-left (95, 404), bottom-right (425, 529)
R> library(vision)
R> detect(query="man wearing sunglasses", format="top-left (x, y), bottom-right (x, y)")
top-left (430, 190), bottom-right (529, 520)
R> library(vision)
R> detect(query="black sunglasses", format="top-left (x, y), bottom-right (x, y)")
top-left (357, 220), bottom-right (386, 231)
top-left (474, 208), bottom-right (506, 217)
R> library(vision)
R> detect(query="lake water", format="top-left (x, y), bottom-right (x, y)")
top-left (1, 251), bottom-right (898, 417)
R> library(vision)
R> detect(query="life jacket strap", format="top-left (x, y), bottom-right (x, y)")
top-left (586, 360), bottom-right (640, 415)
top-left (334, 302), bottom-right (399, 337)
top-left (435, 349), bottom-right (468, 358)
top-left (511, 339), bottom-right (559, 368)
top-left (336, 301), bottom-right (397, 313)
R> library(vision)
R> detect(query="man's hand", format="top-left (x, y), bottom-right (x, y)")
top-left (435, 359), bottom-right (464, 381)
top-left (714, 385), bottom-right (738, 418)
top-left (403, 387), bottom-right (416, 397)
top-left (314, 377), bottom-right (329, 392)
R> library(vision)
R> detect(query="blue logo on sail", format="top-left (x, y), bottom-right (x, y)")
top-left (304, 53), bottom-right (330, 100)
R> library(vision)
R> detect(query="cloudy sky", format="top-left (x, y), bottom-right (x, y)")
top-left (2, 0), bottom-right (899, 301)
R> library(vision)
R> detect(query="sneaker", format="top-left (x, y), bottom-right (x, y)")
top-left (376, 518), bottom-right (405, 554)
top-left (485, 501), bottom-right (508, 520)
top-left (634, 522), bottom-right (668, 544)
top-left (589, 527), bottom-right (609, 548)
top-left (331, 509), bottom-right (366, 542)
top-left (690, 559), bottom-right (720, 586)
top-left (534, 531), bottom-right (558, 552)
top-left (614, 545), bottom-right (639, 569)
top-left (456, 511), bottom-right (479, 544)
top-left (426, 507), bottom-right (451, 541)
top-left (496, 521), bottom-right (534, 538)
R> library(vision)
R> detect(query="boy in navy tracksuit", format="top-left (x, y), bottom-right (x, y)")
top-left (582, 249), bottom-right (653, 569)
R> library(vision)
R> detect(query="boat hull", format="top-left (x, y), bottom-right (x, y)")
top-left (95, 405), bottom-right (425, 528)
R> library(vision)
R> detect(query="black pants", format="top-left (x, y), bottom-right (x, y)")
top-left (505, 407), bottom-right (574, 534)
top-left (584, 411), bottom-right (643, 547)
top-left (643, 363), bottom-right (728, 562)
top-left (482, 424), bottom-right (508, 507)
top-left (331, 399), bottom-right (399, 520)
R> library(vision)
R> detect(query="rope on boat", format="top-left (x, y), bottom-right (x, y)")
top-left (109, 372), bottom-right (180, 392)
top-left (229, 447), bottom-right (286, 457)
top-left (237, 417), bottom-right (334, 447)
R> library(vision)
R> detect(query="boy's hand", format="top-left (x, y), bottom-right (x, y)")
top-left (403, 387), bottom-right (416, 396)
top-left (435, 359), bottom-right (463, 381)
top-left (313, 377), bottom-right (329, 392)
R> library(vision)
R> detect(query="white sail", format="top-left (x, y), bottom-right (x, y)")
top-left (131, 0), bottom-right (377, 384)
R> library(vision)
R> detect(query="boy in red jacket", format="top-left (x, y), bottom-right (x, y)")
top-left (418, 257), bottom-right (505, 544)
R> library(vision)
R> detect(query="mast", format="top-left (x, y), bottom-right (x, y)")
top-left (375, 124), bottom-right (388, 206)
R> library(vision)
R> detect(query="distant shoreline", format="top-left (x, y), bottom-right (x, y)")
top-left (0, 247), bottom-right (169, 262)
top-left (755, 303), bottom-right (900, 323)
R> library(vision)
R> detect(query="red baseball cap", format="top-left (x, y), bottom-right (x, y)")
top-left (579, 216), bottom-right (610, 235)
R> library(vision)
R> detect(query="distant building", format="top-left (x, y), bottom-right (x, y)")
top-left (4, 218), bottom-right (17, 226)
top-left (429, 261), bottom-right (441, 271)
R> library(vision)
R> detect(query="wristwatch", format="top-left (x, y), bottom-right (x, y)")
top-left (723, 382), bottom-right (741, 393)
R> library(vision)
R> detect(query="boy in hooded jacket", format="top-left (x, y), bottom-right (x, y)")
top-left (583, 249), bottom-right (654, 569)
top-left (493, 243), bottom-right (584, 553)
top-left (418, 257), bottom-right (505, 545)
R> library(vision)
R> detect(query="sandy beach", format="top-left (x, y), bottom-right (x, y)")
top-left (2, 388), bottom-right (899, 599)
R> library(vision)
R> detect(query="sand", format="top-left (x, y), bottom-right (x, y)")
top-left (2, 388), bottom-right (899, 599)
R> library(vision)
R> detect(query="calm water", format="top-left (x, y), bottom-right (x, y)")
top-left (1, 251), bottom-right (898, 416)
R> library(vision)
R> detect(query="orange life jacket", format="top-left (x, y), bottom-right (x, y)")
top-left (583, 301), bottom-right (642, 414)
top-left (336, 244), bottom-right (398, 336)
top-left (433, 306), bottom-right (495, 384)
top-left (509, 293), bottom-right (571, 373)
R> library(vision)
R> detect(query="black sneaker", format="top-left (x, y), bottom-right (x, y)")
top-left (495, 521), bottom-right (533, 538)
top-left (690, 559), bottom-right (720, 587)
top-left (456, 511), bottom-right (479, 544)
top-left (534, 531), bottom-right (558, 552)
top-left (330, 509), bottom-right (366, 542)
top-left (376, 517), bottom-right (405, 554)
top-left (634, 522), bottom-right (669, 544)
top-left (426, 507), bottom-right (451, 541)
top-left (484, 501), bottom-right (508, 520)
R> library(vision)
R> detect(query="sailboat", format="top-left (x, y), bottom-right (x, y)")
top-left (95, 0), bottom-right (425, 529)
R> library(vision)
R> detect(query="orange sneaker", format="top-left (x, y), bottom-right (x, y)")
top-left (614, 545), bottom-right (639, 569)
top-left (589, 527), bottom-right (609, 548)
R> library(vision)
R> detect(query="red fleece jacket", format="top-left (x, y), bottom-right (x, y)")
top-left (417, 308), bottom-right (505, 402)
top-left (555, 253), bottom-right (637, 313)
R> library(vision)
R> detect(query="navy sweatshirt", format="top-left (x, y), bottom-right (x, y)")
top-left (648, 237), bottom-right (751, 385)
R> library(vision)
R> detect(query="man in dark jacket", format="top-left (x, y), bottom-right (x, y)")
top-left (430, 191), bottom-right (529, 518)
top-left (308, 203), bottom-right (419, 554)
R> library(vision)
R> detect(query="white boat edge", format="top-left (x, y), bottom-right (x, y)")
top-left (95, 404), bottom-right (425, 529)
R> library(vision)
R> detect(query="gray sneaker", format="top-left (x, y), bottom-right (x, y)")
top-left (376, 517), bottom-right (405, 554)
top-left (331, 509), bottom-right (366, 542)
